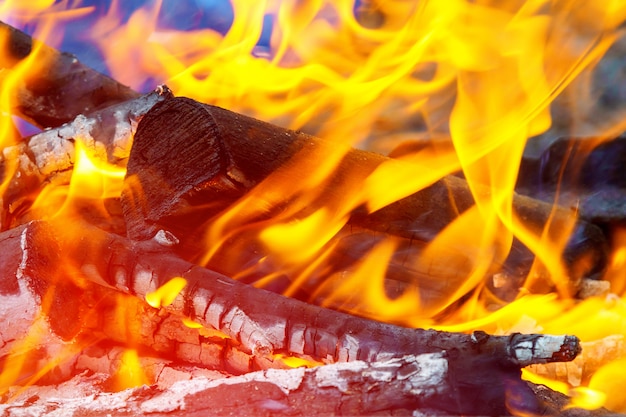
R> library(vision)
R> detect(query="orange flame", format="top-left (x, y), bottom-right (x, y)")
top-left (145, 277), bottom-right (187, 309)
top-left (2, 0), bottom-right (626, 411)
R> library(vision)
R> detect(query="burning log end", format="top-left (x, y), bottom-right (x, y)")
top-left (503, 332), bottom-right (581, 366)
top-left (121, 95), bottom-right (608, 308)
top-left (1, 87), bottom-right (172, 231)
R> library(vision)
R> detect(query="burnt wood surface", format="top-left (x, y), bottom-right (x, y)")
top-left (0, 87), bottom-right (172, 231)
top-left (0, 21), bottom-right (140, 128)
top-left (121, 96), bottom-right (608, 307)
top-left (0, 218), bottom-right (584, 415)
top-left (4, 353), bottom-right (613, 417)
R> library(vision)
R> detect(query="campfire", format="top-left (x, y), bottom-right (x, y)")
top-left (1, 1), bottom-right (626, 415)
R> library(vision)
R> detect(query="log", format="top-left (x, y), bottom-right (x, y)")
top-left (0, 21), bottom-right (140, 128)
top-left (120, 95), bottom-right (608, 311)
top-left (0, 352), bottom-right (519, 417)
top-left (0, 217), bottom-right (584, 414)
top-left (0, 368), bottom-right (617, 417)
top-left (518, 134), bottom-right (626, 226)
top-left (0, 86), bottom-right (172, 231)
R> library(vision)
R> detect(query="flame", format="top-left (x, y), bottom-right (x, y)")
top-left (3, 0), bottom-right (626, 411)
top-left (109, 349), bottom-right (150, 392)
top-left (29, 139), bottom-right (125, 221)
top-left (145, 277), bottom-right (187, 309)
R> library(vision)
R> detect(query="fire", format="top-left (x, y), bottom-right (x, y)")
top-left (145, 276), bottom-right (187, 309)
top-left (2, 0), bottom-right (626, 412)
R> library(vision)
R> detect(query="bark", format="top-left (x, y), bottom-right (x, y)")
top-left (120, 96), bottom-right (608, 307)
top-left (0, 86), bottom-right (172, 231)
top-left (0, 21), bottom-right (140, 128)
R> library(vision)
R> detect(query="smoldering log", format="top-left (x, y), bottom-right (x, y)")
top-left (2, 219), bottom-right (587, 414)
top-left (2, 368), bottom-right (618, 417)
top-left (0, 86), bottom-right (172, 231)
top-left (0, 20), bottom-right (140, 128)
top-left (120, 95), bottom-right (608, 302)
top-left (0, 222), bottom-right (296, 380)
top-left (0, 353), bottom-right (486, 417)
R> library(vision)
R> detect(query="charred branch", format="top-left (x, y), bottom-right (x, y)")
top-left (120, 95), bottom-right (608, 305)
top-left (0, 219), bottom-right (593, 415)
top-left (0, 21), bottom-right (141, 128)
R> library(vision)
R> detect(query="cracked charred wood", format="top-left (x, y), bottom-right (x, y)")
top-left (0, 353), bottom-right (523, 417)
top-left (3, 219), bottom-right (584, 415)
top-left (20, 219), bottom-right (580, 366)
top-left (0, 87), bottom-right (172, 231)
top-left (0, 223), bottom-right (290, 382)
top-left (0, 21), bottom-right (141, 128)
top-left (120, 96), bottom-right (608, 304)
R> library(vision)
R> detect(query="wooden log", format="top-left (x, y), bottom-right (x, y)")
top-left (0, 353), bottom-right (492, 416)
top-left (1, 217), bottom-right (581, 415)
top-left (0, 21), bottom-right (140, 128)
top-left (20, 219), bottom-right (580, 368)
top-left (1, 368), bottom-right (617, 417)
top-left (0, 86), bottom-right (172, 231)
top-left (120, 96), bottom-right (608, 307)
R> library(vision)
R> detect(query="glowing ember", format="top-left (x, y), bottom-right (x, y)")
top-left (1, 0), bottom-right (626, 413)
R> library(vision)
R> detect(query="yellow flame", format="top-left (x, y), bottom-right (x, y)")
top-left (109, 349), bottom-right (150, 391)
top-left (145, 277), bottom-right (187, 309)
top-left (2, 0), bottom-right (626, 410)
top-left (29, 139), bottom-right (126, 220)
top-left (566, 387), bottom-right (607, 411)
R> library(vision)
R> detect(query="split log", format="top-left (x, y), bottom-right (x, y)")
top-left (0, 21), bottom-right (140, 128)
top-left (0, 86), bottom-right (172, 231)
top-left (1, 218), bottom-right (583, 414)
top-left (120, 95), bottom-right (608, 308)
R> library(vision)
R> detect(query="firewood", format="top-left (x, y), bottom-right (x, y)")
top-left (0, 353), bottom-right (492, 417)
top-left (2, 369), bottom-right (617, 417)
top-left (0, 217), bottom-right (583, 414)
top-left (120, 95), bottom-right (608, 307)
top-left (0, 21), bottom-right (140, 128)
top-left (0, 86), bottom-right (172, 231)
top-left (518, 134), bottom-right (626, 226)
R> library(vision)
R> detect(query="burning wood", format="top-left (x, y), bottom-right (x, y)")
top-left (0, 87), bottom-right (170, 230)
top-left (0, 21), bottom-right (140, 128)
top-left (1, 2), bottom-right (626, 416)
top-left (122, 95), bottom-right (608, 312)
top-left (0, 218), bottom-right (584, 415)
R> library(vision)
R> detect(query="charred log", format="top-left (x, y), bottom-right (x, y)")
top-left (0, 218), bottom-right (586, 415)
top-left (120, 95), bottom-right (608, 305)
top-left (0, 86), bottom-right (172, 231)
top-left (0, 21), bottom-right (140, 128)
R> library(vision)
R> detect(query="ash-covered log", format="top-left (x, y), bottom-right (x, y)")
top-left (0, 21), bottom-right (140, 128)
top-left (2, 217), bottom-right (583, 415)
top-left (120, 95), bottom-right (608, 307)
